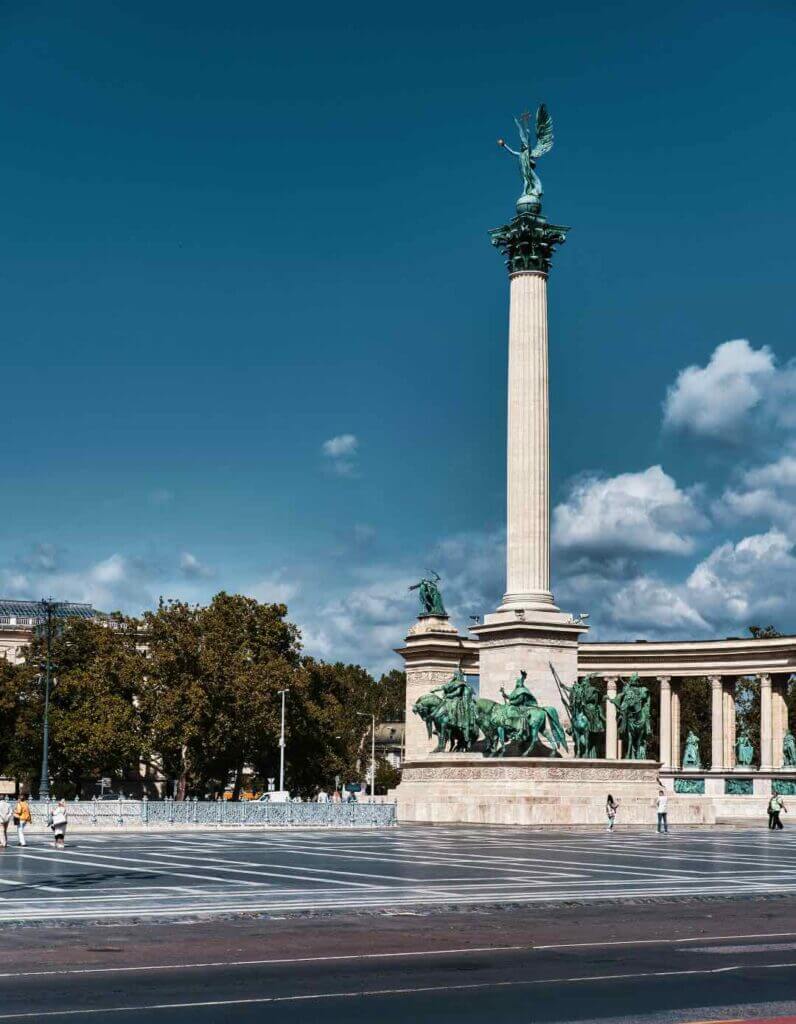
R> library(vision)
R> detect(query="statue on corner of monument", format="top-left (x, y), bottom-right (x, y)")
top-left (784, 730), bottom-right (796, 768)
top-left (682, 730), bottom-right (702, 770)
top-left (409, 571), bottom-right (447, 618)
top-left (497, 104), bottom-right (554, 207)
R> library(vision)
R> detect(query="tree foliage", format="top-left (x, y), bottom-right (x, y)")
top-left (0, 593), bottom-right (407, 800)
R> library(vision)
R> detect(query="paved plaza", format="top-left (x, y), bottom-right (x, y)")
top-left (2, 823), bottom-right (796, 924)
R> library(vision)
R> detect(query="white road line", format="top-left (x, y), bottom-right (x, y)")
top-left (0, 944), bottom-right (529, 979)
top-left (1, 961), bottom-right (796, 1018)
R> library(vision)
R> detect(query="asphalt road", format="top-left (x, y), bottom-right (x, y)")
top-left (2, 891), bottom-right (796, 1021)
top-left (3, 823), bottom-right (796, 922)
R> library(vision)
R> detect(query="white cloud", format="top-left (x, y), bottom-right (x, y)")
top-left (248, 572), bottom-right (300, 607)
top-left (663, 339), bottom-right (774, 440)
top-left (321, 434), bottom-right (359, 478)
top-left (552, 465), bottom-right (707, 556)
top-left (715, 451), bottom-right (796, 536)
top-left (685, 529), bottom-right (796, 625)
top-left (179, 551), bottom-right (214, 579)
top-left (322, 434), bottom-right (358, 458)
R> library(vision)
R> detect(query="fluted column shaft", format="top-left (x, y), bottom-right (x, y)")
top-left (760, 673), bottom-right (773, 771)
top-left (708, 676), bottom-right (723, 770)
top-left (723, 680), bottom-right (736, 770)
top-left (501, 270), bottom-right (554, 611)
top-left (658, 677), bottom-right (672, 769)
top-left (670, 681), bottom-right (681, 769)
top-left (605, 677), bottom-right (618, 759)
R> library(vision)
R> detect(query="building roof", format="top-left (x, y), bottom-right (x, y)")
top-left (0, 599), bottom-right (97, 621)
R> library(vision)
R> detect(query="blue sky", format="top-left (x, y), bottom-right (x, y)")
top-left (2, 2), bottom-right (796, 671)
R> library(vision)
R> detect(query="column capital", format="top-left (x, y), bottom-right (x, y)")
top-left (708, 674), bottom-right (722, 689)
top-left (657, 675), bottom-right (672, 687)
top-left (759, 672), bottom-right (772, 686)
top-left (490, 211), bottom-right (569, 275)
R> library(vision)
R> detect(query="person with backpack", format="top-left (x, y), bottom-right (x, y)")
top-left (13, 795), bottom-right (31, 846)
top-left (0, 797), bottom-right (11, 848)
top-left (769, 793), bottom-right (787, 830)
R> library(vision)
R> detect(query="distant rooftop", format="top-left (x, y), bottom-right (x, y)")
top-left (0, 599), bottom-right (98, 621)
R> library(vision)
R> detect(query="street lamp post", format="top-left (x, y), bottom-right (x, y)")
top-left (37, 597), bottom-right (60, 801)
top-left (278, 688), bottom-right (289, 793)
top-left (357, 712), bottom-right (376, 801)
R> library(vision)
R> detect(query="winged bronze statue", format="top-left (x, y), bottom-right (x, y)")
top-left (498, 104), bottom-right (554, 205)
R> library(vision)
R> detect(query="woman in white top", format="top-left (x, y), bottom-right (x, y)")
top-left (0, 798), bottom-right (11, 848)
top-left (51, 800), bottom-right (68, 849)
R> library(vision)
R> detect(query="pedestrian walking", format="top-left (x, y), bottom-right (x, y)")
top-left (656, 788), bottom-right (669, 834)
top-left (0, 796), bottom-right (11, 848)
top-left (606, 793), bottom-right (619, 831)
top-left (13, 794), bottom-right (31, 846)
top-left (769, 793), bottom-right (787, 830)
top-left (51, 799), bottom-right (68, 849)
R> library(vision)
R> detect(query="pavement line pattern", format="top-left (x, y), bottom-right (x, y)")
top-left (2, 824), bottom-right (795, 923)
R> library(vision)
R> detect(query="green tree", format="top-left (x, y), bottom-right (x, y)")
top-left (8, 616), bottom-right (147, 796)
top-left (140, 593), bottom-right (301, 798)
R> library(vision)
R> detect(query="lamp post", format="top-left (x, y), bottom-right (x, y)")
top-left (278, 688), bottom-right (289, 794)
top-left (37, 597), bottom-right (61, 801)
top-left (357, 712), bottom-right (376, 801)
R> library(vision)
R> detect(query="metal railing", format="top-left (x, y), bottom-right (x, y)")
top-left (23, 798), bottom-right (396, 830)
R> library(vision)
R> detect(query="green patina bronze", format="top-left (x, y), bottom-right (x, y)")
top-left (736, 732), bottom-right (755, 767)
top-left (783, 730), bottom-right (796, 767)
top-left (674, 777), bottom-right (705, 794)
top-left (553, 667), bottom-right (605, 758)
top-left (773, 779), bottom-right (796, 796)
top-left (726, 777), bottom-right (754, 796)
top-left (491, 101), bottom-right (568, 275)
top-left (608, 674), bottom-right (652, 760)
top-left (409, 571), bottom-right (446, 617)
top-left (413, 669), bottom-right (567, 758)
top-left (682, 730), bottom-right (702, 770)
top-left (497, 105), bottom-right (554, 210)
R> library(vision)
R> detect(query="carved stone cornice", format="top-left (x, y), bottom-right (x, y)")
top-left (490, 211), bottom-right (569, 275)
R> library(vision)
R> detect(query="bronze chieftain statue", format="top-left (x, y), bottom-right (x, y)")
top-left (413, 669), bottom-right (567, 758)
top-left (682, 730), bottom-right (702, 769)
top-left (608, 675), bottom-right (652, 760)
top-left (551, 665), bottom-right (605, 759)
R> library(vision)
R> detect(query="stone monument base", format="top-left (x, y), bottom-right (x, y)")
top-left (391, 754), bottom-right (710, 826)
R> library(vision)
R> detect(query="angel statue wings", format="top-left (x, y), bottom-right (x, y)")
top-left (498, 104), bottom-right (554, 207)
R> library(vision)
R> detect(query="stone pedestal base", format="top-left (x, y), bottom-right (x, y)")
top-left (392, 755), bottom-right (708, 826)
top-left (470, 611), bottom-right (586, 740)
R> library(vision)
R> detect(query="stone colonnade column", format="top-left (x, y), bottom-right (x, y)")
top-left (709, 676), bottom-right (724, 771)
top-left (723, 679), bottom-right (736, 770)
top-left (670, 681), bottom-right (681, 770)
top-left (760, 673), bottom-right (773, 771)
top-left (500, 270), bottom-right (554, 611)
top-left (604, 677), bottom-right (618, 759)
top-left (658, 677), bottom-right (672, 769)
top-left (772, 675), bottom-right (789, 769)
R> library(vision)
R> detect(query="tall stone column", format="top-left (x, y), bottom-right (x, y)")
top-left (760, 673), bottom-right (773, 771)
top-left (491, 205), bottom-right (568, 613)
top-left (670, 681), bottom-right (681, 770)
top-left (605, 677), bottom-right (618, 759)
top-left (658, 677), bottom-right (672, 770)
top-left (473, 187), bottom-right (584, 718)
top-left (709, 676), bottom-right (724, 771)
top-left (723, 679), bottom-right (736, 770)
top-left (501, 270), bottom-right (553, 610)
